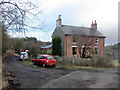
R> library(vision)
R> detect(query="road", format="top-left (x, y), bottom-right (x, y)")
top-left (3, 54), bottom-right (76, 88)
top-left (3, 54), bottom-right (119, 88)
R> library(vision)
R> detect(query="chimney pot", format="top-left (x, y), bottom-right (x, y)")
top-left (91, 20), bottom-right (97, 29)
top-left (56, 15), bottom-right (62, 27)
top-left (95, 20), bottom-right (96, 23)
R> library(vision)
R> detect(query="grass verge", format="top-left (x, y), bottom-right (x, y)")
top-left (19, 61), bottom-right (33, 67)
top-left (19, 60), bottom-right (116, 71)
top-left (57, 64), bottom-right (115, 70)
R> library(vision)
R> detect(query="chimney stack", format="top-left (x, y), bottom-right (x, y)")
top-left (91, 20), bottom-right (97, 29)
top-left (56, 15), bottom-right (62, 27)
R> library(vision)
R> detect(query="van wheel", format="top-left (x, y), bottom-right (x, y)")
top-left (42, 63), bottom-right (46, 68)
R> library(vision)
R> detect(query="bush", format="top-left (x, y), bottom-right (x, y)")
top-left (42, 51), bottom-right (52, 55)
top-left (74, 58), bottom-right (93, 67)
top-left (54, 55), bottom-right (62, 62)
top-left (61, 56), bottom-right (73, 65)
top-left (85, 55), bottom-right (92, 58)
top-left (91, 55), bottom-right (115, 67)
top-left (52, 36), bottom-right (62, 56)
top-left (57, 55), bottom-right (115, 68)
top-left (57, 56), bottom-right (93, 66)
top-left (55, 56), bottom-right (74, 65)
top-left (47, 52), bottom-right (52, 55)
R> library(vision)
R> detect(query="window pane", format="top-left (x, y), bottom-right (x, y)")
top-left (37, 56), bottom-right (40, 59)
top-left (95, 48), bottom-right (98, 54)
top-left (40, 56), bottom-right (45, 59)
top-left (95, 38), bottom-right (99, 43)
top-left (72, 47), bottom-right (77, 55)
top-left (46, 56), bottom-right (54, 59)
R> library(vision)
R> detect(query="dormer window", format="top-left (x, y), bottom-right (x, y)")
top-left (95, 38), bottom-right (99, 44)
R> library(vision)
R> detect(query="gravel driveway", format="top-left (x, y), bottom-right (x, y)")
top-left (3, 54), bottom-right (119, 88)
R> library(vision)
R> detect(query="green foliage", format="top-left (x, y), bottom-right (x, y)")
top-left (52, 36), bottom-right (62, 56)
top-left (42, 51), bottom-right (52, 55)
top-left (26, 56), bottom-right (32, 62)
top-left (85, 55), bottom-right (92, 58)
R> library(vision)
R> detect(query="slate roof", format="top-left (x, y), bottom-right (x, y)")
top-left (55, 25), bottom-right (105, 38)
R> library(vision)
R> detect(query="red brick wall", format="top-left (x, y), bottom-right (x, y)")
top-left (64, 35), bottom-right (81, 57)
top-left (64, 35), bottom-right (72, 56)
top-left (64, 35), bottom-right (105, 57)
top-left (90, 37), bottom-right (105, 56)
top-left (98, 38), bottom-right (105, 55)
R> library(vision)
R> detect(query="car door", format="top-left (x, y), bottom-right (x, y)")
top-left (32, 57), bottom-right (38, 64)
top-left (38, 56), bottom-right (45, 65)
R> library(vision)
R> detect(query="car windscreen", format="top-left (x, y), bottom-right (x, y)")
top-left (46, 56), bottom-right (54, 59)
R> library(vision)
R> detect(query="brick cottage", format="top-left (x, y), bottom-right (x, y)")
top-left (52, 15), bottom-right (105, 58)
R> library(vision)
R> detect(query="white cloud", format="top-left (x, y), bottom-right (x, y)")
top-left (41, 0), bottom-right (72, 12)
top-left (8, 0), bottom-right (119, 44)
top-left (42, 0), bottom-right (119, 44)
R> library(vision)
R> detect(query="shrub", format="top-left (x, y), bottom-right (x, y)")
top-left (55, 56), bottom-right (74, 65)
top-left (61, 56), bottom-right (73, 65)
top-left (57, 56), bottom-right (93, 66)
top-left (85, 55), bottom-right (92, 58)
top-left (57, 55), bottom-right (115, 68)
top-left (26, 57), bottom-right (32, 62)
top-left (91, 55), bottom-right (115, 67)
top-left (54, 55), bottom-right (62, 62)
top-left (43, 51), bottom-right (52, 55)
top-left (74, 58), bottom-right (93, 67)
top-left (52, 36), bottom-right (62, 56)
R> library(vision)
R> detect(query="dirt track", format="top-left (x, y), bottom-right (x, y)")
top-left (3, 54), bottom-right (119, 88)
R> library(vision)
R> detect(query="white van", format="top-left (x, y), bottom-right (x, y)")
top-left (19, 52), bottom-right (28, 60)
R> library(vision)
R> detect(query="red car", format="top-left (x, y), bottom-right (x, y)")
top-left (32, 54), bottom-right (56, 67)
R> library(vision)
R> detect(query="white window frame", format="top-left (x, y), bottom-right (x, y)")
top-left (71, 46), bottom-right (77, 47)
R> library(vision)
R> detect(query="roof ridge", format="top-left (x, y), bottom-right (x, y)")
top-left (54, 25), bottom-right (105, 38)
top-left (62, 24), bottom-right (92, 29)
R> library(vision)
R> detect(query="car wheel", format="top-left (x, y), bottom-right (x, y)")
top-left (52, 65), bottom-right (56, 67)
top-left (42, 63), bottom-right (46, 68)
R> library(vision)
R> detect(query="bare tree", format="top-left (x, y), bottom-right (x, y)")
top-left (0, 0), bottom-right (44, 33)
top-left (72, 29), bottom-right (96, 58)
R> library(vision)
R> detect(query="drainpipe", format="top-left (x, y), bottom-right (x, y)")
top-left (66, 36), bottom-right (67, 56)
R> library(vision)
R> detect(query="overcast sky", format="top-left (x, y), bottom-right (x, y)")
top-left (9, 0), bottom-right (119, 45)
